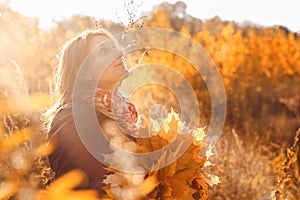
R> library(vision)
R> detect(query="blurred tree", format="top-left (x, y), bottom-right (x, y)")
top-left (0, 0), bottom-right (299, 142)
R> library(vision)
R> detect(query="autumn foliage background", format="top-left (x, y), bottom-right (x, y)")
top-left (0, 1), bottom-right (299, 199)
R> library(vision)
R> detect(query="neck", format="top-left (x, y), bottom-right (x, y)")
top-left (98, 81), bottom-right (123, 91)
top-left (97, 82), bottom-right (115, 90)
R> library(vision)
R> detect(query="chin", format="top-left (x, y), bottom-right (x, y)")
top-left (121, 69), bottom-right (130, 78)
top-left (111, 71), bottom-right (129, 87)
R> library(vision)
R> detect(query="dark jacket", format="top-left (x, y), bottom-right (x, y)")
top-left (48, 106), bottom-right (109, 194)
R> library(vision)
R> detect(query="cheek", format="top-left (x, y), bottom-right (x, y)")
top-left (111, 70), bottom-right (128, 83)
top-left (100, 67), bottom-right (123, 83)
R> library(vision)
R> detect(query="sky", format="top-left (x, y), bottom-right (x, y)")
top-left (2, 0), bottom-right (300, 32)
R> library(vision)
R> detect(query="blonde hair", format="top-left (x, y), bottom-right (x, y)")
top-left (42, 28), bottom-right (116, 134)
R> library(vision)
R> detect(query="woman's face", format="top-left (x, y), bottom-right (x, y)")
top-left (87, 34), bottom-right (129, 90)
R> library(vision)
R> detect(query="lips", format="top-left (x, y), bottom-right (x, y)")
top-left (111, 55), bottom-right (123, 68)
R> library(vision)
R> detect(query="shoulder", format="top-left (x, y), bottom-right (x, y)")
top-left (48, 105), bottom-right (74, 141)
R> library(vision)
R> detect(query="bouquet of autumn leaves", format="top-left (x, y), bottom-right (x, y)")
top-left (102, 108), bottom-right (220, 200)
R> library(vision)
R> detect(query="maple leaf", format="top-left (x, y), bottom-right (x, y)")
top-left (103, 108), bottom-right (217, 200)
top-left (170, 177), bottom-right (190, 199)
top-left (201, 173), bottom-right (220, 187)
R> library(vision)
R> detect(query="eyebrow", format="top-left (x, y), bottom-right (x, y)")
top-left (97, 28), bottom-right (121, 50)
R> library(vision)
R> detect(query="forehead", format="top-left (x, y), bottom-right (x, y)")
top-left (87, 34), bottom-right (112, 54)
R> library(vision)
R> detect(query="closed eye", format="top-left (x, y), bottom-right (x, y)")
top-left (98, 47), bottom-right (105, 55)
top-left (99, 43), bottom-right (116, 54)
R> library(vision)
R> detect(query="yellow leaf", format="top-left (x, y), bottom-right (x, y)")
top-left (40, 169), bottom-right (99, 200)
top-left (204, 160), bottom-right (213, 167)
top-left (172, 168), bottom-right (197, 180)
top-left (192, 128), bottom-right (206, 146)
top-left (138, 175), bottom-right (159, 197)
top-left (0, 121), bottom-right (5, 135)
top-left (159, 162), bottom-right (177, 178)
top-left (163, 108), bottom-right (179, 134)
top-left (149, 135), bottom-right (168, 151)
top-left (103, 174), bottom-right (124, 187)
top-left (0, 181), bottom-right (18, 199)
top-left (0, 93), bottom-right (50, 113)
top-left (287, 148), bottom-right (297, 163)
top-left (202, 173), bottom-right (220, 186)
top-left (158, 127), bottom-right (176, 143)
top-left (0, 128), bottom-right (33, 153)
top-left (35, 142), bottom-right (54, 157)
top-left (170, 178), bottom-right (190, 199)
top-left (176, 152), bottom-right (192, 168)
top-left (162, 185), bottom-right (173, 198)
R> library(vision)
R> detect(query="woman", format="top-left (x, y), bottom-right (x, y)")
top-left (43, 28), bottom-right (139, 195)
